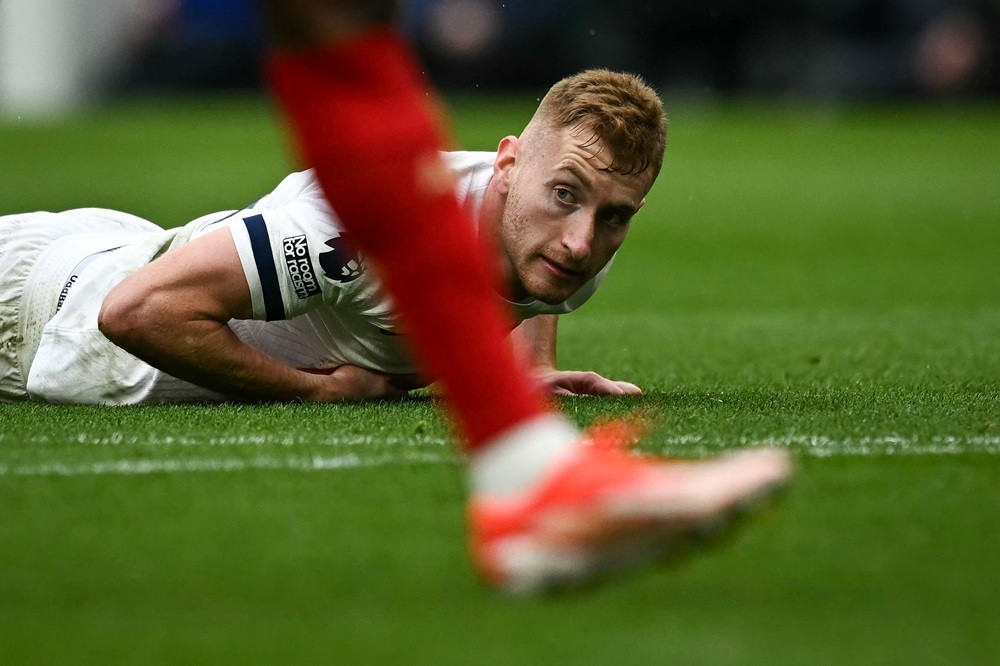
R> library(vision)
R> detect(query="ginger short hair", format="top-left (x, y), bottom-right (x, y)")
top-left (534, 69), bottom-right (667, 178)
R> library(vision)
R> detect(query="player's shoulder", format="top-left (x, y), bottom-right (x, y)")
top-left (442, 150), bottom-right (496, 172)
top-left (443, 151), bottom-right (496, 208)
top-left (254, 169), bottom-right (330, 211)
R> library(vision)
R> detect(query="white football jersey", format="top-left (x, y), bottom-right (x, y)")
top-left (25, 152), bottom-right (612, 404)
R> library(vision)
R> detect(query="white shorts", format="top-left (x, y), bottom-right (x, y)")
top-left (0, 209), bottom-right (159, 400)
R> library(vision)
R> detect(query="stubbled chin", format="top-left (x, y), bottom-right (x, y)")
top-left (525, 277), bottom-right (577, 304)
top-left (515, 262), bottom-right (583, 304)
top-left (535, 292), bottom-right (572, 305)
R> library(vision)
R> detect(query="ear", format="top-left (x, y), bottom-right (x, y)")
top-left (493, 135), bottom-right (520, 195)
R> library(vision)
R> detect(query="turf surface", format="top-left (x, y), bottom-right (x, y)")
top-left (1, 97), bottom-right (998, 664)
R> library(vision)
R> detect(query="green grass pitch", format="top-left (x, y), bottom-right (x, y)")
top-left (1, 96), bottom-right (998, 664)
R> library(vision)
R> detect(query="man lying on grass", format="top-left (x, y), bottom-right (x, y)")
top-left (0, 69), bottom-right (660, 405)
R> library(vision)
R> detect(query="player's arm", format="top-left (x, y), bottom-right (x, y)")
top-left (98, 226), bottom-right (403, 402)
top-left (511, 315), bottom-right (641, 397)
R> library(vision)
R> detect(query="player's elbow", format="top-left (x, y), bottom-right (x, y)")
top-left (98, 284), bottom-right (155, 348)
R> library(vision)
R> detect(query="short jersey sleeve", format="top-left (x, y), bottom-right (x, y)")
top-left (226, 198), bottom-right (368, 321)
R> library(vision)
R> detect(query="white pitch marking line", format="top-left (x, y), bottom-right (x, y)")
top-left (0, 452), bottom-right (450, 478)
top-left (0, 432), bottom-right (450, 448)
top-left (2, 432), bottom-right (997, 454)
top-left (0, 435), bottom-right (997, 478)
top-left (658, 434), bottom-right (1000, 457)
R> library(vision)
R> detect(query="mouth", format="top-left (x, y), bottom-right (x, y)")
top-left (540, 256), bottom-right (585, 281)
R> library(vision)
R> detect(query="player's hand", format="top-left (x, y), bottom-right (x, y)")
top-left (301, 364), bottom-right (409, 402)
top-left (535, 368), bottom-right (642, 397)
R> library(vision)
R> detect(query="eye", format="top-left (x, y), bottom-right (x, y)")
top-left (554, 187), bottom-right (575, 205)
top-left (599, 210), bottom-right (627, 228)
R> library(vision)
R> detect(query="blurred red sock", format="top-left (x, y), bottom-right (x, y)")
top-left (268, 29), bottom-right (549, 449)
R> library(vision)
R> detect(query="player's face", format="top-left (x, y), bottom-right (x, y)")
top-left (497, 128), bottom-right (652, 304)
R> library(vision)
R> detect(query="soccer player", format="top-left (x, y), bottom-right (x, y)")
top-left (6, 69), bottom-right (655, 405)
top-left (0, 15), bottom-right (791, 592)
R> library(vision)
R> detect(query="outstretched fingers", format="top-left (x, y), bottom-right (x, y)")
top-left (541, 370), bottom-right (643, 397)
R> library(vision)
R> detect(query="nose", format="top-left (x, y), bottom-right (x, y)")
top-left (561, 211), bottom-right (594, 264)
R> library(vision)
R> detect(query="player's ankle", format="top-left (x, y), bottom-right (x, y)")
top-left (468, 413), bottom-right (580, 497)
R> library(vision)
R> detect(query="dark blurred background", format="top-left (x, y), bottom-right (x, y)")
top-left (1, 0), bottom-right (998, 116)
top-left (120, 0), bottom-right (999, 98)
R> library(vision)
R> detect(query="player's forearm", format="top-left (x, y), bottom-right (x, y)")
top-left (510, 315), bottom-right (641, 396)
top-left (99, 303), bottom-right (325, 402)
top-left (511, 315), bottom-right (559, 370)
